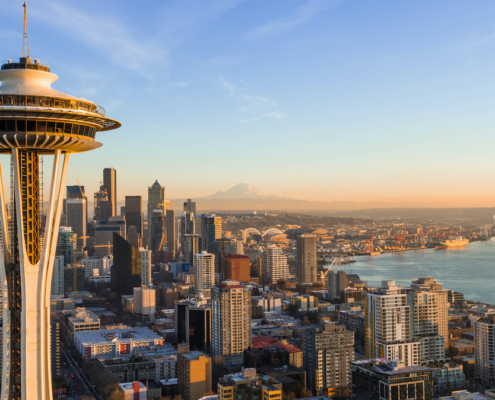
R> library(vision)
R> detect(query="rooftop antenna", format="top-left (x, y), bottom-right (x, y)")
top-left (22, 2), bottom-right (29, 58)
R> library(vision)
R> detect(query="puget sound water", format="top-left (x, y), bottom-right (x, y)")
top-left (348, 239), bottom-right (495, 304)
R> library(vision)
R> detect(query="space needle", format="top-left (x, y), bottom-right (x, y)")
top-left (0, 4), bottom-right (121, 399)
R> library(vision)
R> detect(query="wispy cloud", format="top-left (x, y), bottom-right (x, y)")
top-left (293, 142), bottom-right (315, 152)
top-left (219, 75), bottom-right (236, 97)
top-left (216, 76), bottom-right (287, 122)
top-left (31, 2), bottom-right (165, 76)
top-left (243, 0), bottom-right (346, 40)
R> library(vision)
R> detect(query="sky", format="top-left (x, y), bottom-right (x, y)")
top-left (1, 0), bottom-right (495, 207)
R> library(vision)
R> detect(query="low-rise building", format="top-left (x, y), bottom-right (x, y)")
top-left (177, 348), bottom-right (212, 400)
top-left (350, 359), bottom-right (434, 400)
top-left (431, 363), bottom-right (466, 396)
top-left (61, 307), bottom-right (100, 344)
top-left (97, 356), bottom-right (156, 382)
top-left (74, 326), bottom-right (163, 359)
top-left (217, 368), bottom-right (282, 400)
top-left (118, 381), bottom-right (147, 400)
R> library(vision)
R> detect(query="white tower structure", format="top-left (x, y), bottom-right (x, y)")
top-left (0, 5), bottom-right (121, 399)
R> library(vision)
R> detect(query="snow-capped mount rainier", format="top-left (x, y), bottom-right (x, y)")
top-left (201, 183), bottom-right (277, 200)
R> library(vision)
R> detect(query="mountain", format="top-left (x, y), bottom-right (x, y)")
top-left (170, 183), bottom-right (442, 212)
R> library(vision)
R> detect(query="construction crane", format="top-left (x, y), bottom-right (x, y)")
top-left (94, 242), bottom-right (113, 257)
top-left (364, 231), bottom-right (374, 252)
top-left (76, 178), bottom-right (84, 198)
top-left (320, 258), bottom-right (339, 280)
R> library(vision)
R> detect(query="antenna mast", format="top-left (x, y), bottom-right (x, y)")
top-left (22, 2), bottom-right (29, 58)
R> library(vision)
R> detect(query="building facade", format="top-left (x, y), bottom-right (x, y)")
top-left (212, 281), bottom-right (252, 366)
top-left (262, 245), bottom-right (289, 284)
top-left (296, 234), bottom-right (317, 284)
top-left (194, 251), bottom-right (215, 290)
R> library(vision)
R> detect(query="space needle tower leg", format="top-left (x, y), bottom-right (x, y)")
top-left (0, 149), bottom-right (69, 400)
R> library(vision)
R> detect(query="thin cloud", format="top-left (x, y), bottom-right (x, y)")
top-left (243, 0), bottom-right (346, 40)
top-left (30, 1), bottom-right (166, 75)
top-left (218, 75), bottom-right (236, 97)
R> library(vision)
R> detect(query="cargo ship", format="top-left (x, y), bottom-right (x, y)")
top-left (435, 236), bottom-right (469, 249)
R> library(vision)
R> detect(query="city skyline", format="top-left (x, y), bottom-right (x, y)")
top-left (2, 1), bottom-right (495, 207)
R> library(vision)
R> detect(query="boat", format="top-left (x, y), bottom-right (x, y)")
top-left (435, 236), bottom-right (469, 249)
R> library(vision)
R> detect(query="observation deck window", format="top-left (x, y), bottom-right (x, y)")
top-left (0, 119), bottom-right (96, 139)
top-left (0, 95), bottom-right (106, 117)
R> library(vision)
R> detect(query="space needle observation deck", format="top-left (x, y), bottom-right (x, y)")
top-left (0, 4), bottom-right (121, 400)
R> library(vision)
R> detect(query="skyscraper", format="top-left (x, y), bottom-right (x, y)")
top-left (57, 227), bottom-right (75, 266)
top-left (183, 198), bottom-right (196, 214)
top-left (211, 281), bottom-right (252, 366)
top-left (201, 214), bottom-right (222, 253)
top-left (148, 180), bottom-right (165, 245)
top-left (327, 270), bottom-right (348, 301)
top-left (150, 209), bottom-right (166, 251)
top-left (125, 195), bottom-right (143, 240)
top-left (183, 234), bottom-right (200, 266)
top-left (111, 233), bottom-right (142, 296)
top-left (133, 286), bottom-right (156, 323)
top-left (296, 233), bottom-right (317, 284)
top-left (66, 197), bottom-right (87, 249)
top-left (166, 209), bottom-right (176, 256)
top-left (93, 183), bottom-right (109, 222)
top-left (262, 245), bottom-right (289, 284)
top-left (302, 323), bottom-right (354, 395)
top-left (103, 168), bottom-right (117, 218)
top-left (94, 217), bottom-right (126, 257)
top-left (50, 255), bottom-right (65, 297)
top-left (194, 251), bottom-right (215, 290)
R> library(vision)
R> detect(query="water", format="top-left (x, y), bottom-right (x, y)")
top-left (348, 239), bottom-right (495, 304)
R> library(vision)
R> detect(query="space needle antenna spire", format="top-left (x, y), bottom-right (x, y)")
top-left (22, 2), bottom-right (29, 58)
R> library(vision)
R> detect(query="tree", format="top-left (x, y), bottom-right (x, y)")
top-left (302, 316), bottom-right (311, 325)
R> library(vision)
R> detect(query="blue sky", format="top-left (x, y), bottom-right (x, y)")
top-left (1, 0), bottom-right (495, 206)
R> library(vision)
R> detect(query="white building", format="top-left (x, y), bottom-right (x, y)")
top-left (154, 354), bottom-right (177, 381)
top-left (118, 381), bottom-right (147, 400)
top-left (74, 326), bottom-right (163, 359)
top-left (194, 251), bottom-right (215, 290)
top-left (382, 341), bottom-right (420, 367)
top-left (262, 245), bottom-right (289, 284)
top-left (139, 248), bottom-right (152, 286)
top-left (133, 286), bottom-right (156, 323)
top-left (51, 255), bottom-right (65, 296)
top-left (82, 256), bottom-right (113, 277)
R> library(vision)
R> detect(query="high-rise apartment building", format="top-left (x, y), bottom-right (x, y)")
top-left (111, 233), bottom-right (142, 296)
top-left (262, 245), bottom-right (289, 284)
top-left (296, 233), bottom-right (317, 284)
top-left (194, 251), bottom-right (215, 290)
top-left (183, 234), bottom-right (200, 267)
top-left (139, 247), bottom-right (152, 286)
top-left (365, 281), bottom-right (411, 360)
top-left (212, 281), bottom-right (252, 366)
top-left (93, 183), bottom-right (109, 222)
top-left (103, 168), bottom-right (117, 218)
top-left (302, 323), bottom-right (354, 395)
top-left (81, 256), bottom-right (113, 278)
top-left (133, 286), bottom-right (156, 323)
top-left (148, 180), bottom-right (165, 245)
top-left (177, 348), bottom-right (211, 400)
top-left (94, 217), bottom-right (126, 257)
top-left (183, 199), bottom-right (196, 215)
top-left (201, 214), bottom-right (222, 254)
top-left (51, 255), bottom-right (65, 296)
top-left (66, 197), bottom-right (87, 249)
top-left (475, 318), bottom-right (495, 387)
top-left (180, 212), bottom-right (195, 241)
top-left (57, 227), bottom-right (75, 266)
top-left (365, 279), bottom-right (447, 365)
top-left (166, 209), bottom-right (176, 256)
top-left (125, 195), bottom-right (143, 240)
top-left (411, 277), bottom-right (449, 349)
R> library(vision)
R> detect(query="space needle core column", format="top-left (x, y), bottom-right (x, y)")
top-left (0, 4), bottom-right (121, 399)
